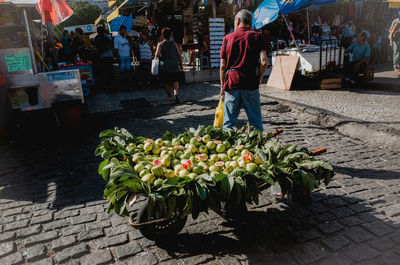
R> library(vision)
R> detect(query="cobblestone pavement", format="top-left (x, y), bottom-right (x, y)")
top-left (1, 83), bottom-right (400, 265)
top-left (262, 85), bottom-right (400, 130)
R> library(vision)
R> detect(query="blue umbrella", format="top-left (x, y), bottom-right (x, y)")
top-left (110, 16), bottom-right (134, 32)
top-left (253, 0), bottom-right (311, 30)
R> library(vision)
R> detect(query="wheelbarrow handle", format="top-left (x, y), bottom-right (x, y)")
top-left (272, 128), bottom-right (283, 136)
top-left (311, 148), bottom-right (327, 156)
top-left (128, 213), bottom-right (167, 228)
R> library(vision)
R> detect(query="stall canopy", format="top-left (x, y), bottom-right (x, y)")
top-left (0, 0), bottom-right (73, 25)
top-left (110, 16), bottom-right (134, 32)
top-left (252, 0), bottom-right (337, 29)
top-left (253, 0), bottom-right (310, 29)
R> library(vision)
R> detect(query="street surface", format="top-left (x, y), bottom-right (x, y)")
top-left (0, 83), bottom-right (400, 265)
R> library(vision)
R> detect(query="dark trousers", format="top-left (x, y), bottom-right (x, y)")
top-left (343, 60), bottom-right (367, 81)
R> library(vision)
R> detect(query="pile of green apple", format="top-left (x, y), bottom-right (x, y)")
top-left (128, 135), bottom-right (263, 186)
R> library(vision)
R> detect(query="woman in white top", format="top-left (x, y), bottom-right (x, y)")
top-left (138, 32), bottom-right (154, 86)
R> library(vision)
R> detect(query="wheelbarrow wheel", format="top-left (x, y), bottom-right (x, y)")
top-left (136, 202), bottom-right (187, 241)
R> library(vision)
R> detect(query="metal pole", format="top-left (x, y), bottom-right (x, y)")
top-left (281, 12), bottom-right (298, 48)
top-left (212, 0), bottom-right (216, 18)
top-left (41, 0), bottom-right (44, 70)
top-left (23, 9), bottom-right (38, 74)
top-left (306, 8), bottom-right (310, 44)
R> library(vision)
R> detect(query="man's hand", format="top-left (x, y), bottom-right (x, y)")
top-left (220, 86), bottom-right (225, 98)
top-left (354, 62), bottom-right (361, 69)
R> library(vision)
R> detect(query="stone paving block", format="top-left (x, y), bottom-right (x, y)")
top-left (0, 231), bottom-right (15, 243)
top-left (31, 258), bottom-right (54, 265)
top-left (17, 224), bottom-right (42, 239)
top-left (80, 205), bottom-right (104, 215)
top-left (124, 252), bottom-right (158, 265)
top-left (361, 221), bottom-right (394, 237)
top-left (43, 219), bottom-right (69, 231)
top-left (263, 253), bottom-right (298, 265)
top-left (338, 216), bottom-right (364, 227)
top-left (329, 207), bottom-right (355, 219)
top-left (344, 227), bottom-right (374, 243)
top-left (16, 212), bottom-right (33, 221)
top-left (310, 253), bottom-right (352, 265)
top-left (51, 235), bottom-right (76, 251)
top-left (218, 255), bottom-right (241, 265)
top-left (25, 244), bottom-right (47, 262)
top-left (0, 242), bottom-right (16, 258)
top-left (77, 228), bottom-right (104, 242)
top-left (128, 230), bottom-right (144, 240)
top-left (24, 231), bottom-right (58, 247)
top-left (113, 242), bottom-right (142, 260)
top-left (62, 224), bottom-right (84, 236)
top-left (69, 213), bottom-right (97, 225)
top-left (96, 234), bottom-right (128, 249)
top-left (321, 234), bottom-right (351, 252)
top-left (0, 252), bottom-right (24, 265)
top-left (290, 242), bottom-right (327, 264)
top-left (31, 213), bottom-right (53, 225)
top-left (318, 221), bottom-right (344, 234)
top-left (179, 254), bottom-right (214, 265)
top-left (0, 215), bottom-right (15, 224)
top-left (4, 219), bottom-right (29, 231)
top-left (106, 224), bottom-right (132, 237)
top-left (2, 207), bottom-right (23, 217)
top-left (80, 249), bottom-right (113, 265)
top-left (343, 243), bottom-right (380, 262)
top-left (54, 210), bottom-right (79, 220)
top-left (56, 243), bottom-right (89, 263)
top-left (369, 237), bottom-right (396, 251)
top-left (85, 220), bottom-right (111, 231)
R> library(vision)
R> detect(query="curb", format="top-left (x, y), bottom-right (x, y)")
top-left (260, 91), bottom-right (400, 151)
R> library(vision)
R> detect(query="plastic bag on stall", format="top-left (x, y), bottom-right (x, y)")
top-left (213, 97), bottom-right (224, 127)
top-left (151, 58), bottom-right (159, 75)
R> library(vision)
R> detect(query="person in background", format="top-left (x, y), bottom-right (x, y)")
top-left (389, 13), bottom-right (400, 72)
top-left (73, 28), bottom-right (85, 61)
top-left (61, 30), bottom-right (73, 64)
top-left (155, 27), bottom-right (183, 104)
top-left (94, 26), bottom-right (114, 91)
top-left (188, 34), bottom-right (209, 70)
top-left (138, 31), bottom-right (154, 86)
top-left (114, 25), bottom-right (133, 88)
top-left (261, 27), bottom-right (272, 54)
top-left (344, 32), bottom-right (370, 84)
top-left (220, 9), bottom-right (269, 132)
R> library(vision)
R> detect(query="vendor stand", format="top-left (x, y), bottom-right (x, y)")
top-left (0, 2), bottom-right (85, 134)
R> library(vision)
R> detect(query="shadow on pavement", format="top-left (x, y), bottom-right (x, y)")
top-left (154, 193), bottom-right (398, 264)
top-left (334, 165), bottom-right (400, 180)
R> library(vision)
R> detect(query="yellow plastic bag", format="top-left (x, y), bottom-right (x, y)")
top-left (213, 97), bottom-right (224, 127)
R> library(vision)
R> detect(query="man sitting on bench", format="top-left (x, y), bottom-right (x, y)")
top-left (344, 32), bottom-right (371, 84)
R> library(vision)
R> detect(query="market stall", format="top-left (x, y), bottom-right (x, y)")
top-left (0, 2), bottom-right (84, 136)
top-left (271, 42), bottom-right (344, 75)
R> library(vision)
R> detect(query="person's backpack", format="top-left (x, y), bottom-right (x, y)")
top-left (95, 34), bottom-right (112, 53)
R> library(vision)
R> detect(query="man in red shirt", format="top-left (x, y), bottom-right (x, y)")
top-left (220, 9), bottom-right (269, 131)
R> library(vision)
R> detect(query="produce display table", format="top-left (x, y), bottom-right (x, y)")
top-left (272, 46), bottom-right (345, 75)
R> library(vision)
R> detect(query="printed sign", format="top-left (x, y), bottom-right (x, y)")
top-left (46, 71), bottom-right (76, 82)
top-left (5, 53), bottom-right (32, 72)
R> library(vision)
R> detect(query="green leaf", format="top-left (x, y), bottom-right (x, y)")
top-left (196, 182), bottom-right (208, 200)
top-left (98, 159), bottom-right (110, 181)
top-left (162, 131), bottom-right (176, 141)
top-left (300, 170), bottom-right (317, 193)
